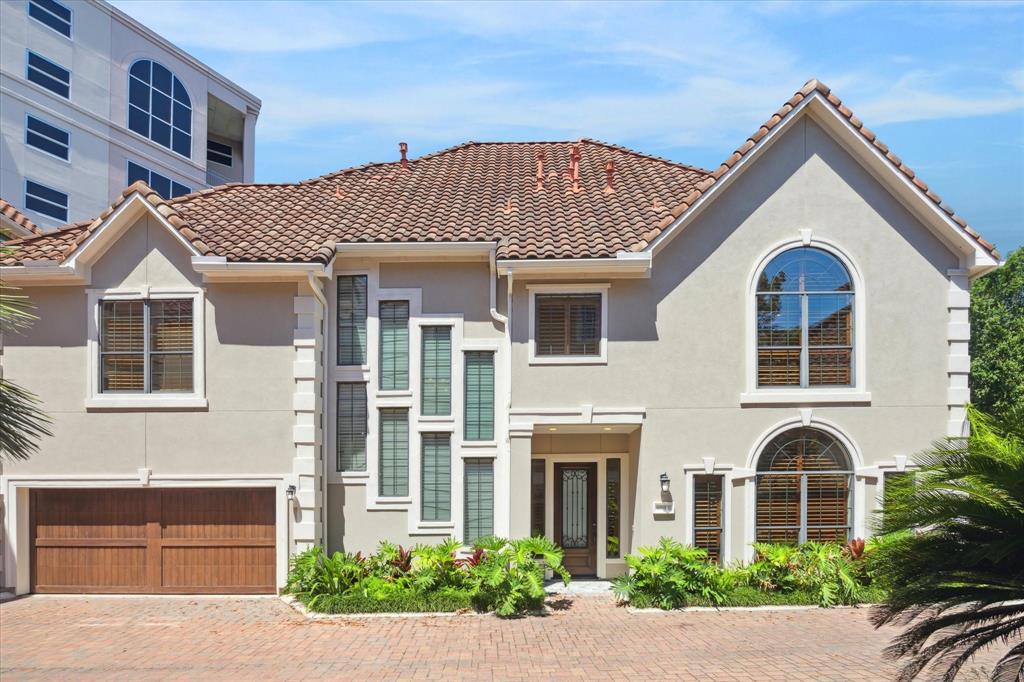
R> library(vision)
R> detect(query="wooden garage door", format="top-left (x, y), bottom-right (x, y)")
top-left (30, 488), bottom-right (276, 594)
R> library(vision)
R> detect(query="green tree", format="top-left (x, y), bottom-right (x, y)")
top-left (870, 407), bottom-right (1024, 681)
top-left (0, 246), bottom-right (52, 462)
top-left (970, 247), bottom-right (1024, 414)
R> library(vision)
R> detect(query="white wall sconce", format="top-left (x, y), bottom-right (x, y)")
top-left (653, 472), bottom-right (675, 515)
top-left (659, 472), bottom-right (671, 493)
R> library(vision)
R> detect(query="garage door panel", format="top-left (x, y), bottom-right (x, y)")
top-left (31, 488), bottom-right (276, 594)
top-left (162, 546), bottom-right (275, 589)
top-left (35, 546), bottom-right (149, 591)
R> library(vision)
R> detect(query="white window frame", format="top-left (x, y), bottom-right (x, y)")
top-left (85, 287), bottom-right (207, 409)
top-left (23, 177), bottom-right (68, 222)
top-left (24, 113), bottom-right (70, 163)
top-left (742, 235), bottom-right (870, 405)
top-left (126, 59), bottom-right (193, 160)
top-left (527, 283), bottom-right (609, 365)
top-left (24, 50), bottom-right (70, 100)
top-left (26, 0), bottom-right (72, 39)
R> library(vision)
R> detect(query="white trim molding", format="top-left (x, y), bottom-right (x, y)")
top-left (946, 268), bottom-right (971, 437)
top-left (527, 283), bottom-right (610, 365)
top-left (84, 286), bottom-right (207, 410)
top-left (681, 458), bottom-right (735, 564)
top-left (741, 235), bottom-right (870, 406)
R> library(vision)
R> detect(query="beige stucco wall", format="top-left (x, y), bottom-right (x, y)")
top-left (1, 215), bottom-right (296, 477)
top-left (510, 114), bottom-right (960, 553)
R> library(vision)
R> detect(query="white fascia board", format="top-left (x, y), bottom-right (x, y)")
top-left (191, 257), bottom-right (332, 280)
top-left (496, 253), bottom-right (651, 277)
top-left (0, 264), bottom-right (86, 285)
top-left (335, 242), bottom-right (498, 259)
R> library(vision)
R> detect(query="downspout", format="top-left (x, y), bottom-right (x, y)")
top-left (306, 271), bottom-right (329, 548)
top-left (489, 249), bottom-right (513, 537)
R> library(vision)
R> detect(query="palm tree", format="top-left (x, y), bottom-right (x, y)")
top-left (870, 406), bottom-right (1024, 681)
top-left (0, 244), bottom-right (51, 461)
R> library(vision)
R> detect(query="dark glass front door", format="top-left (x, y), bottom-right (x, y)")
top-left (554, 463), bottom-right (597, 575)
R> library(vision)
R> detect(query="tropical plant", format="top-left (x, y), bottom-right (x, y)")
top-left (870, 406), bottom-right (1024, 681)
top-left (366, 541), bottom-right (413, 581)
top-left (612, 537), bottom-right (733, 609)
top-left (284, 545), bottom-right (366, 610)
top-left (740, 541), bottom-right (867, 607)
top-left (409, 538), bottom-right (465, 592)
top-left (0, 249), bottom-right (52, 462)
top-left (466, 535), bottom-right (570, 617)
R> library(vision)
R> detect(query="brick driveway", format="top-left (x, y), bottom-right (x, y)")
top-left (0, 595), bottom-right (1001, 680)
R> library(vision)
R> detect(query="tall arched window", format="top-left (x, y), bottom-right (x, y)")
top-left (755, 427), bottom-right (852, 544)
top-left (128, 59), bottom-right (191, 158)
top-left (756, 247), bottom-right (853, 387)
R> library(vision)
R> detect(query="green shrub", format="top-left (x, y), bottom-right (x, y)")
top-left (738, 541), bottom-right (867, 607)
top-left (285, 546), bottom-right (367, 611)
top-left (409, 538), bottom-right (466, 593)
top-left (611, 537), bottom-right (733, 609)
top-left (304, 589), bottom-right (472, 614)
top-left (466, 535), bottom-right (570, 617)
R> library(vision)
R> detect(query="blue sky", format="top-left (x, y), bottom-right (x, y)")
top-left (113, 1), bottom-right (1024, 253)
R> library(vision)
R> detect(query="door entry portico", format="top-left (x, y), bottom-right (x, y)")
top-left (554, 463), bottom-right (597, 575)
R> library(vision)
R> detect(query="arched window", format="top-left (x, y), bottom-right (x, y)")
top-left (756, 247), bottom-right (853, 387)
top-left (127, 59), bottom-right (191, 158)
top-left (755, 427), bottom-right (852, 544)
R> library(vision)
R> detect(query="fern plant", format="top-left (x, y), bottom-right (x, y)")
top-left (612, 537), bottom-right (732, 609)
top-left (466, 536), bottom-right (570, 617)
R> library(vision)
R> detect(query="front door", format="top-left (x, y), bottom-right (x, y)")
top-left (554, 463), bottom-right (598, 576)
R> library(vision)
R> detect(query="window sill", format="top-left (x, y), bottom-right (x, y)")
top-left (85, 395), bottom-right (208, 410)
top-left (528, 355), bottom-right (607, 366)
top-left (462, 440), bottom-right (498, 449)
top-left (739, 390), bottom-right (871, 406)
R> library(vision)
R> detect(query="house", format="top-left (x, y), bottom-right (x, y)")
top-left (0, 80), bottom-right (1000, 594)
top-left (1, 0), bottom-right (260, 231)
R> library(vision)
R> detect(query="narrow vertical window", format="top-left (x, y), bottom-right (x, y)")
top-left (337, 383), bottom-right (368, 471)
top-left (379, 300), bottom-right (409, 390)
top-left (464, 351), bottom-right (494, 441)
top-left (531, 459), bottom-right (546, 537)
top-left (337, 275), bottom-right (367, 365)
top-left (421, 433), bottom-right (451, 522)
top-left (693, 474), bottom-right (724, 563)
top-left (421, 326), bottom-right (451, 416)
top-left (464, 458), bottom-right (494, 544)
top-left (378, 408), bottom-right (409, 497)
top-left (100, 300), bottom-right (145, 392)
top-left (148, 300), bottom-right (193, 392)
top-left (606, 458), bottom-right (621, 558)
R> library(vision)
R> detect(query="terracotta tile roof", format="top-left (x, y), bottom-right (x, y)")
top-left (0, 198), bottom-right (42, 237)
top-left (1, 80), bottom-right (999, 266)
top-left (632, 79), bottom-right (1000, 259)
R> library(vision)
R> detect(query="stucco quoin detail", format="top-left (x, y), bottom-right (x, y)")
top-left (946, 269), bottom-right (971, 437)
top-left (292, 286), bottom-right (324, 551)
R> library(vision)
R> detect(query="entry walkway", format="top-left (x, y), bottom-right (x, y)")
top-left (0, 594), bottom-right (1001, 680)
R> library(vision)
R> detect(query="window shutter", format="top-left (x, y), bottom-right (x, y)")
top-left (100, 300), bottom-right (145, 391)
top-left (379, 301), bottom-right (409, 390)
top-left (464, 458), bottom-right (494, 544)
top-left (464, 351), bottom-right (494, 441)
top-left (149, 299), bottom-right (193, 392)
top-left (337, 275), bottom-right (367, 365)
top-left (421, 433), bottom-right (451, 522)
top-left (378, 408), bottom-right (409, 496)
top-left (337, 383), bottom-right (368, 471)
top-left (535, 294), bottom-right (601, 356)
top-left (693, 474), bottom-right (723, 563)
top-left (421, 326), bottom-right (451, 416)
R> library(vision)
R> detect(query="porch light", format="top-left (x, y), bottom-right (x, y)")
top-left (286, 484), bottom-right (296, 501)
top-left (659, 473), bottom-right (671, 493)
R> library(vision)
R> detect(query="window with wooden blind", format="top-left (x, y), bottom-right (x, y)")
top-left (755, 427), bottom-right (852, 544)
top-left (531, 459), bottom-right (546, 537)
top-left (607, 458), bottom-right (621, 558)
top-left (337, 275), bottom-right (367, 366)
top-left (693, 475), bottom-right (723, 562)
top-left (535, 293), bottom-right (602, 356)
top-left (756, 248), bottom-right (853, 388)
top-left (464, 458), bottom-right (494, 544)
top-left (421, 433), bottom-right (451, 522)
top-left (379, 408), bottom-right (409, 497)
top-left (379, 300), bottom-right (409, 390)
top-left (464, 351), bottom-right (494, 441)
top-left (337, 383), bottom-right (368, 472)
top-left (421, 326), bottom-right (451, 416)
top-left (100, 298), bottom-right (193, 393)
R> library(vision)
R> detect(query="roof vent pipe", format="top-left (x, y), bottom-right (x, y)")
top-left (604, 160), bottom-right (614, 193)
top-left (399, 142), bottom-right (409, 169)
